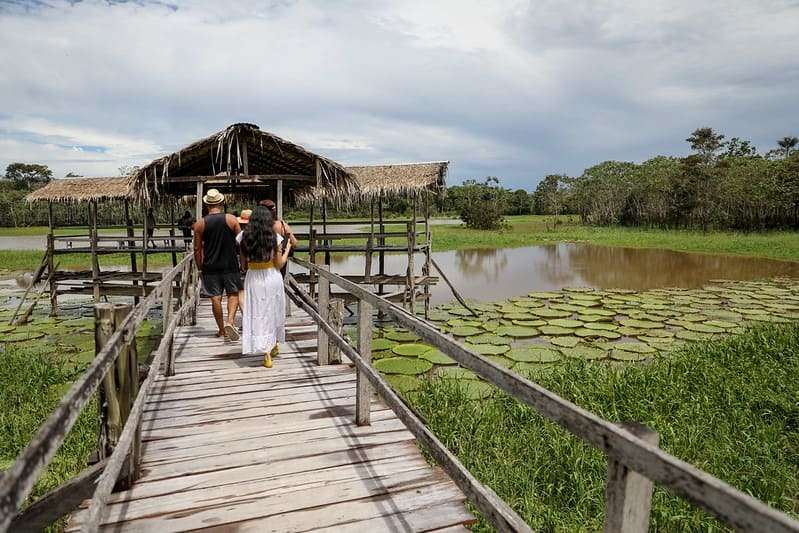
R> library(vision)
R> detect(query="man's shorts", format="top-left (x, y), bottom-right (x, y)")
top-left (201, 271), bottom-right (243, 297)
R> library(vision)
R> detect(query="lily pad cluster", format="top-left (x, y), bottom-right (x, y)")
top-left (373, 278), bottom-right (799, 397)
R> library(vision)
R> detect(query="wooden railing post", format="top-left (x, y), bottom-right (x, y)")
top-left (163, 275), bottom-right (175, 376)
top-left (356, 299), bottom-right (373, 426)
top-left (95, 304), bottom-right (122, 459)
top-left (328, 299), bottom-right (344, 364)
top-left (317, 265), bottom-right (330, 365)
top-left (604, 423), bottom-right (659, 533)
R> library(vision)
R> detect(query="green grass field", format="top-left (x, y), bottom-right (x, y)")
top-left (410, 324), bottom-right (799, 531)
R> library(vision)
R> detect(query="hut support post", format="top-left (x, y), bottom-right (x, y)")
top-left (141, 204), bottom-right (148, 293)
top-left (169, 202), bottom-right (177, 267)
top-left (277, 179), bottom-right (284, 220)
top-left (317, 265), bottom-right (330, 366)
top-left (195, 181), bottom-right (203, 223)
top-left (89, 200), bottom-right (101, 302)
top-left (377, 194), bottom-right (385, 297)
top-left (365, 199), bottom-right (374, 283)
top-left (322, 198), bottom-right (330, 266)
top-left (423, 194), bottom-right (431, 319)
top-left (47, 201), bottom-right (57, 316)
top-left (124, 200), bottom-right (139, 305)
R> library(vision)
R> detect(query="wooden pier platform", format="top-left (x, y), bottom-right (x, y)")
top-left (68, 304), bottom-right (473, 531)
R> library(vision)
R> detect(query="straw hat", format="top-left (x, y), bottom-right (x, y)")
top-left (203, 188), bottom-right (225, 205)
top-left (237, 209), bottom-right (252, 224)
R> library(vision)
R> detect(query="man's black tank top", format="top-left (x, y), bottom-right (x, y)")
top-left (202, 213), bottom-right (238, 274)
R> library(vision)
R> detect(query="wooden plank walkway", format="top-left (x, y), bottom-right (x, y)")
top-left (69, 304), bottom-right (473, 532)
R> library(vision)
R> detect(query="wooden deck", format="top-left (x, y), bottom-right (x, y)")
top-left (68, 304), bottom-right (473, 532)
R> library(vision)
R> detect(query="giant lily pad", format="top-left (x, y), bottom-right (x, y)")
top-left (610, 348), bottom-right (654, 362)
top-left (372, 338), bottom-right (398, 351)
top-left (434, 366), bottom-right (479, 380)
top-left (485, 355), bottom-right (515, 369)
top-left (384, 330), bottom-right (420, 342)
top-left (574, 328), bottom-right (621, 339)
top-left (420, 349), bottom-right (456, 365)
top-left (385, 375), bottom-right (421, 393)
top-left (579, 307), bottom-right (616, 317)
top-left (613, 342), bottom-right (657, 354)
top-left (528, 291), bottom-right (561, 299)
top-left (392, 343), bottom-right (433, 357)
top-left (549, 303), bottom-right (583, 313)
top-left (502, 312), bottom-right (535, 321)
top-left (447, 318), bottom-right (482, 328)
top-left (496, 325), bottom-right (540, 338)
top-left (374, 357), bottom-right (433, 375)
top-left (451, 326), bottom-right (484, 337)
top-left (584, 322), bottom-right (618, 331)
top-left (680, 322), bottom-right (725, 334)
top-left (512, 319), bottom-right (547, 327)
top-left (466, 343), bottom-right (511, 355)
top-left (529, 308), bottom-right (572, 318)
top-left (468, 334), bottom-right (511, 346)
top-left (619, 318), bottom-right (664, 329)
top-left (548, 318), bottom-right (584, 328)
top-left (540, 325), bottom-right (574, 336)
top-left (506, 346), bottom-right (562, 363)
top-left (563, 344), bottom-right (607, 360)
top-left (550, 336), bottom-right (581, 348)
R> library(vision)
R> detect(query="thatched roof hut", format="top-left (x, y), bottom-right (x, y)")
top-left (128, 123), bottom-right (357, 204)
top-left (26, 177), bottom-right (131, 204)
top-left (297, 161), bottom-right (448, 204)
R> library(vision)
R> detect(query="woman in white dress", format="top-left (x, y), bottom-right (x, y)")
top-left (239, 206), bottom-right (292, 368)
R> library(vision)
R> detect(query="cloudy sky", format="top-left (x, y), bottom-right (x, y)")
top-left (0, 0), bottom-right (797, 189)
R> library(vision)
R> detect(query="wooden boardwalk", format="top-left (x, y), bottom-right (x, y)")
top-left (68, 305), bottom-right (473, 532)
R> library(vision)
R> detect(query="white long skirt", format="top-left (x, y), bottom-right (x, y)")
top-left (241, 267), bottom-right (285, 355)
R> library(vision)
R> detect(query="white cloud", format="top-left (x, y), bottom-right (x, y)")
top-left (0, 0), bottom-right (797, 186)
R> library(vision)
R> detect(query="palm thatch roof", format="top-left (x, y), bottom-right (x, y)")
top-left (129, 123), bottom-right (357, 204)
top-left (296, 161), bottom-right (448, 204)
top-left (26, 177), bottom-right (131, 204)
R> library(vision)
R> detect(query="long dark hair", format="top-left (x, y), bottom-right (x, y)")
top-left (241, 206), bottom-right (275, 261)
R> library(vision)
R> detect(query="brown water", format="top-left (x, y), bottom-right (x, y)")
top-left (310, 243), bottom-right (799, 305)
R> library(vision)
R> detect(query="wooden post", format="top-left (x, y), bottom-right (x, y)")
top-left (322, 198), bottom-right (330, 266)
top-left (89, 201), bottom-right (101, 302)
top-left (124, 199), bottom-right (139, 305)
top-left (47, 201), bottom-right (57, 316)
top-left (169, 201), bottom-right (177, 267)
top-left (141, 204), bottom-right (148, 295)
top-left (378, 193), bottom-right (385, 298)
top-left (277, 179), bottom-right (284, 220)
top-left (423, 194), bottom-right (432, 319)
top-left (309, 227), bottom-right (317, 298)
top-left (366, 198), bottom-right (374, 283)
top-left (356, 299), bottom-right (373, 426)
top-left (317, 265), bottom-right (330, 365)
top-left (163, 274), bottom-right (175, 376)
top-left (328, 299), bottom-right (344, 364)
top-left (604, 423), bottom-right (659, 533)
top-left (111, 304), bottom-right (136, 488)
top-left (406, 220), bottom-right (416, 313)
top-left (195, 181), bottom-right (204, 222)
top-left (95, 304), bottom-right (122, 458)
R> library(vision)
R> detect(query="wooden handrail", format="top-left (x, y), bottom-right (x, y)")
top-left (0, 253), bottom-right (196, 533)
top-left (283, 278), bottom-right (531, 533)
top-left (291, 256), bottom-right (799, 533)
top-left (81, 281), bottom-right (200, 532)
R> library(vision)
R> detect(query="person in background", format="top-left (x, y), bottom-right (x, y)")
top-left (235, 209), bottom-right (252, 317)
top-left (178, 210), bottom-right (194, 248)
top-left (146, 207), bottom-right (157, 248)
top-left (192, 189), bottom-right (242, 340)
top-left (259, 199), bottom-right (297, 277)
top-left (239, 206), bottom-right (292, 368)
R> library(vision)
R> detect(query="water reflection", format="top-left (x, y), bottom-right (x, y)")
top-left (303, 243), bottom-right (799, 305)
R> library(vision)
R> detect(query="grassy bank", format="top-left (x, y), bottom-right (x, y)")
top-left (0, 345), bottom-right (98, 502)
top-left (410, 324), bottom-right (799, 531)
top-left (426, 216), bottom-right (799, 261)
top-left (0, 250), bottom-right (180, 273)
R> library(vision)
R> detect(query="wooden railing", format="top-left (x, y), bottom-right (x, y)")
top-left (0, 254), bottom-right (199, 532)
top-left (288, 257), bottom-right (799, 533)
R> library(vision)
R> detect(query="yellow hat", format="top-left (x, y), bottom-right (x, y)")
top-left (237, 209), bottom-right (252, 224)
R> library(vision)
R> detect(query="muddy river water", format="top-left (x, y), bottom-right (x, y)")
top-left (319, 243), bottom-right (799, 305)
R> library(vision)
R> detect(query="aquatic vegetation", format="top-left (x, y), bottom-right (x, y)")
top-left (373, 357), bottom-right (433, 375)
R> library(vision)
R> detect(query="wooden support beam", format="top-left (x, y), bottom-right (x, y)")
top-left (317, 265), bottom-right (330, 366)
top-left (124, 199), bottom-right (139, 305)
top-left (89, 201), bottom-right (100, 302)
top-left (195, 181), bottom-right (203, 223)
top-left (47, 201), bottom-right (57, 316)
top-left (162, 174), bottom-right (315, 183)
top-left (356, 299), bottom-right (372, 426)
top-left (95, 304), bottom-right (122, 458)
top-left (328, 299), bottom-right (344, 365)
top-left (604, 423), bottom-right (659, 533)
top-left (277, 179), bottom-right (284, 220)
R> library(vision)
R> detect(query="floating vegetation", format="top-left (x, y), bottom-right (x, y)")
top-left (369, 278), bottom-right (799, 400)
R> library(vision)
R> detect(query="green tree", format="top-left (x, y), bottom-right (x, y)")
top-left (723, 137), bottom-right (757, 158)
top-left (777, 136), bottom-right (799, 158)
top-left (686, 127), bottom-right (726, 163)
top-left (4, 163), bottom-right (52, 190)
top-left (532, 175), bottom-right (564, 216)
top-left (458, 177), bottom-right (505, 230)
top-left (508, 189), bottom-right (531, 215)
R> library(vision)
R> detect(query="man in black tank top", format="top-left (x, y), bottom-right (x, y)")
top-left (193, 189), bottom-right (242, 339)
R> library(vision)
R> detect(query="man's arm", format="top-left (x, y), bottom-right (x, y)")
top-left (193, 218), bottom-right (204, 270)
top-left (226, 214), bottom-right (241, 235)
top-left (283, 221), bottom-right (298, 246)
